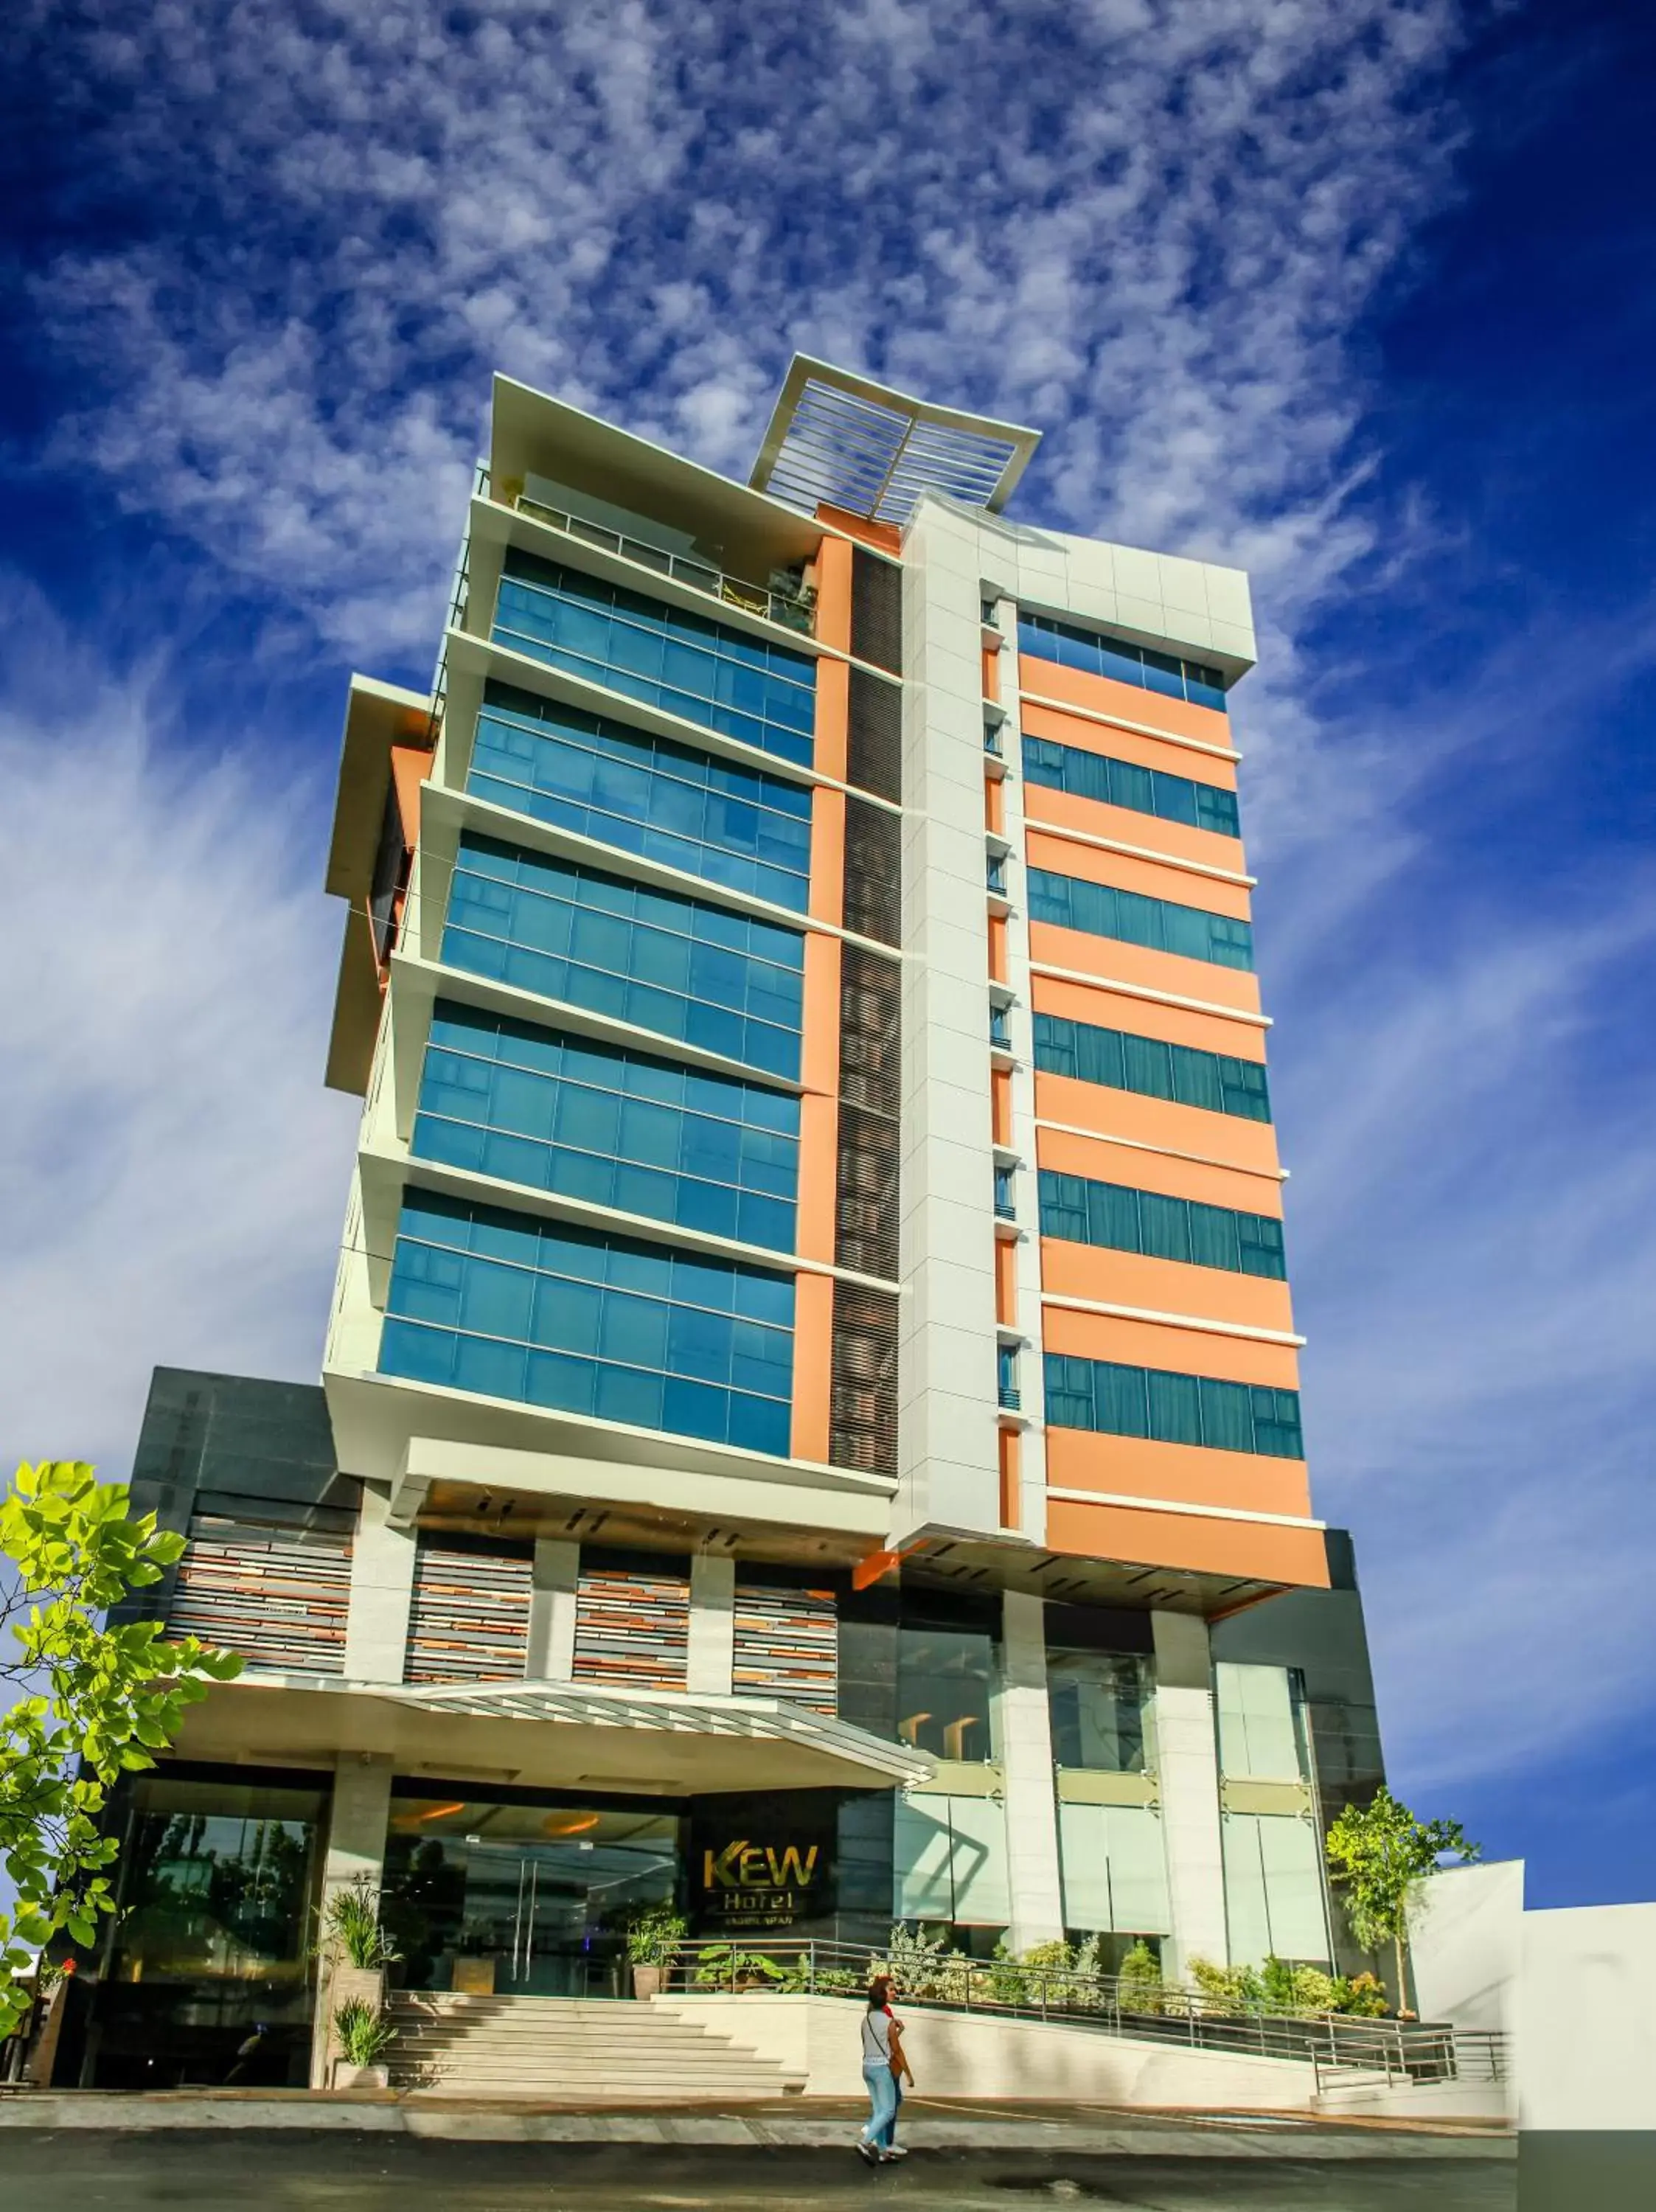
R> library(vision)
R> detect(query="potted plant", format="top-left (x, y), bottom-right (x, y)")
top-left (623, 1904), bottom-right (688, 2000)
top-left (330, 1997), bottom-right (397, 2091)
top-left (313, 1874), bottom-right (402, 2087)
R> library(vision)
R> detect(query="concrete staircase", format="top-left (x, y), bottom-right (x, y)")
top-left (385, 1993), bottom-right (807, 2101)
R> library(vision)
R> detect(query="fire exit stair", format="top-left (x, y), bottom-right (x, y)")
top-left (385, 1992), bottom-right (807, 2100)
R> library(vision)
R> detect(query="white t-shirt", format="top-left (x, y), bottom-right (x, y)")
top-left (860, 2008), bottom-right (892, 2064)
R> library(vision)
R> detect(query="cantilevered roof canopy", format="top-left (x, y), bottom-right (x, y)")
top-left (170, 1672), bottom-right (933, 1795)
top-left (751, 355), bottom-right (1040, 525)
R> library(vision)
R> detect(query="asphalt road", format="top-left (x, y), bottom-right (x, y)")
top-left (0, 2132), bottom-right (1516, 2211)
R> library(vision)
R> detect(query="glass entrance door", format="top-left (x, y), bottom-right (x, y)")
top-left (383, 1798), bottom-right (681, 1997)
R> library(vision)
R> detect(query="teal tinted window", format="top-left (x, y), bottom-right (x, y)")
top-left (493, 551), bottom-right (816, 767)
top-left (1032, 1012), bottom-right (1270, 1123)
top-left (1018, 615), bottom-right (1228, 712)
top-left (380, 1189), bottom-right (794, 1455)
top-left (470, 681), bottom-right (813, 912)
top-left (1028, 869), bottom-right (1254, 972)
top-left (1044, 1353), bottom-right (1302, 1460)
top-left (442, 830), bottom-right (805, 1079)
top-left (1022, 734), bottom-right (1239, 839)
top-left (1038, 1169), bottom-right (1285, 1279)
top-left (413, 1002), bottom-right (799, 1252)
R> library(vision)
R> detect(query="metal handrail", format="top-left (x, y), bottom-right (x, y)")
top-left (655, 1935), bottom-right (1498, 2079)
top-left (511, 495), bottom-right (817, 636)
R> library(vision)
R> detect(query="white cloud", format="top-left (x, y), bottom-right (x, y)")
top-left (24, 0), bottom-right (1466, 656)
top-left (0, 588), bottom-right (359, 1478)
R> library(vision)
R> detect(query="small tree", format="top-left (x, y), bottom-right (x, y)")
top-left (1324, 1784), bottom-right (1479, 2015)
top-left (0, 1461), bottom-right (242, 2037)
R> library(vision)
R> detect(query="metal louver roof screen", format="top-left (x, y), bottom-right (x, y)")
top-left (764, 378), bottom-right (1021, 524)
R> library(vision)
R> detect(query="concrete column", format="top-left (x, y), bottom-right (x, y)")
top-left (311, 1752), bottom-right (394, 2087)
top-left (996, 1591), bottom-right (1066, 1951)
top-left (342, 1485), bottom-right (417, 1683)
top-left (687, 1554), bottom-right (735, 1696)
top-left (1151, 1611), bottom-right (1229, 1980)
top-left (526, 1538), bottom-right (579, 1681)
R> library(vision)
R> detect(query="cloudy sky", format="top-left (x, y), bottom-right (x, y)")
top-left (1, 0), bottom-right (1651, 1907)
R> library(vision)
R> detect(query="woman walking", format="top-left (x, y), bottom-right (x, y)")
top-left (856, 1975), bottom-right (908, 2165)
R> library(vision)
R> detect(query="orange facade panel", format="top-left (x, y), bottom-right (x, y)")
top-left (1035, 1124), bottom-right (1284, 1215)
top-left (1031, 973), bottom-right (1267, 1062)
top-left (811, 532), bottom-right (855, 654)
top-left (1019, 696), bottom-right (1239, 793)
top-left (1017, 657), bottom-right (1234, 754)
top-left (991, 1067), bottom-right (1014, 1146)
top-left (985, 776), bottom-right (1005, 835)
top-left (1026, 828), bottom-right (1253, 923)
top-left (995, 1237), bottom-right (1018, 1326)
top-left (981, 644), bottom-right (1001, 702)
top-left (1044, 1427), bottom-right (1315, 1522)
top-left (1043, 1495), bottom-right (1330, 1590)
top-left (988, 912), bottom-right (1010, 984)
top-left (790, 1269), bottom-right (835, 1467)
top-left (1043, 1301), bottom-right (1300, 1390)
top-left (1029, 921), bottom-right (1263, 1017)
top-left (1024, 786), bottom-right (1245, 878)
top-left (1040, 1242), bottom-right (1295, 1338)
top-left (998, 1425), bottom-right (1020, 1531)
top-left (1033, 1071), bottom-right (1282, 1183)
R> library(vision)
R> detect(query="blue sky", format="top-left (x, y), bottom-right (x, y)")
top-left (0, 0), bottom-right (1651, 1908)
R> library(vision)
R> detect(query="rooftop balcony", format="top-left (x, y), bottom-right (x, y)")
top-left (512, 489), bottom-right (817, 637)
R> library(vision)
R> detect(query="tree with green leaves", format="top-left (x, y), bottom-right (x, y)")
top-left (1324, 1784), bottom-right (1480, 2016)
top-left (0, 1461), bottom-right (242, 2039)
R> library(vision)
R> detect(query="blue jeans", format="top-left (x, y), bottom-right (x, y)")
top-left (880, 2077), bottom-right (905, 2149)
top-left (860, 2062), bottom-right (898, 2146)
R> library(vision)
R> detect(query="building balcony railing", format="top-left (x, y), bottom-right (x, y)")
top-left (513, 494), bottom-right (817, 636)
top-left (997, 1382), bottom-right (1022, 1411)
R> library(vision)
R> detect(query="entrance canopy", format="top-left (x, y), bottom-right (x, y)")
top-left (170, 1671), bottom-right (933, 1797)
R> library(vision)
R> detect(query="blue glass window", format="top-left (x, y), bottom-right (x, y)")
top-left (412, 1001), bottom-right (800, 1252)
top-left (1038, 1169), bottom-right (1284, 1279)
top-left (442, 830), bottom-right (805, 1079)
top-left (1022, 735), bottom-right (1239, 839)
top-left (997, 1343), bottom-right (1020, 1411)
top-left (1018, 616), bottom-right (1228, 712)
top-left (469, 682), bottom-right (813, 912)
top-left (1032, 1012), bottom-right (1270, 1123)
top-left (492, 551), bottom-right (817, 768)
top-left (1028, 869), bottom-right (1254, 973)
top-left (380, 1189), bottom-right (795, 1455)
top-left (1043, 1353), bottom-right (1302, 1460)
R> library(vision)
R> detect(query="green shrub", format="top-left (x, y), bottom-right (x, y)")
top-left (333, 1997), bottom-right (397, 2067)
top-left (620, 1904), bottom-right (688, 1968)
top-left (1116, 1940), bottom-right (1169, 2016)
top-left (1329, 1970), bottom-right (1388, 2017)
top-left (690, 1944), bottom-right (788, 1989)
top-left (319, 1875), bottom-right (400, 1970)
top-left (1188, 1957), bottom-right (1264, 2016)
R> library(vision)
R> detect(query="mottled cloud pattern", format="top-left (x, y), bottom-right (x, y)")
top-left (3, 0), bottom-right (1654, 1823)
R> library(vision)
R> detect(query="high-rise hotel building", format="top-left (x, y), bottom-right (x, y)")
top-left (89, 362), bottom-right (1385, 2087)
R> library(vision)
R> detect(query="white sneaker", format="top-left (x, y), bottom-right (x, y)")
top-left (880, 2147), bottom-right (908, 2160)
top-left (855, 2140), bottom-right (877, 2164)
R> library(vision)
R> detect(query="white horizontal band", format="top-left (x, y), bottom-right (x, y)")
top-left (1028, 959), bottom-right (1271, 1030)
top-left (1018, 687), bottom-right (1242, 763)
top-left (1046, 1487), bottom-right (1323, 1532)
top-left (1040, 1292), bottom-right (1304, 1348)
top-left (1023, 814), bottom-right (1255, 889)
top-left (1034, 1116), bottom-right (1288, 1184)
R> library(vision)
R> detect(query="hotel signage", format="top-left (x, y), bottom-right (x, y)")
top-left (689, 1796), bottom-right (835, 1930)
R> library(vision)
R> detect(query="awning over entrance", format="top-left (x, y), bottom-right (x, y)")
top-left (169, 1671), bottom-right (934, 1796)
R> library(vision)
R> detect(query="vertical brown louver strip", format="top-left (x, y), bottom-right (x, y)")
top-left (829, 1281), bottom-right (900, 1480)
top-left (846, 667), bottom-right (902, 803)
top-left (842, 796), bottom-right (901, 946)
top-left (849, 546), bottom-right (904, 676)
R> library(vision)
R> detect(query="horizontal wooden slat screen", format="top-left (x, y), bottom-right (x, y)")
top-left (733, 1582), bottom-right (838, 1713)
top-left (404, 1542), bottom-right (532, 1684)
top-left (573, 1565), bottom-right (689, 1691)
top-left (165, 1514), bottom-right (351, 1673)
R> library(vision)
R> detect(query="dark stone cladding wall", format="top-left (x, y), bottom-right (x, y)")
top-left (111, 1366), bottom-right (354, 1633)
top-left (1211, 1530), bottom-right (1388, 1981)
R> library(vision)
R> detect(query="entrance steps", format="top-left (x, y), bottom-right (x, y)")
top-left (385, 1993), bottom-right (807, 2101)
